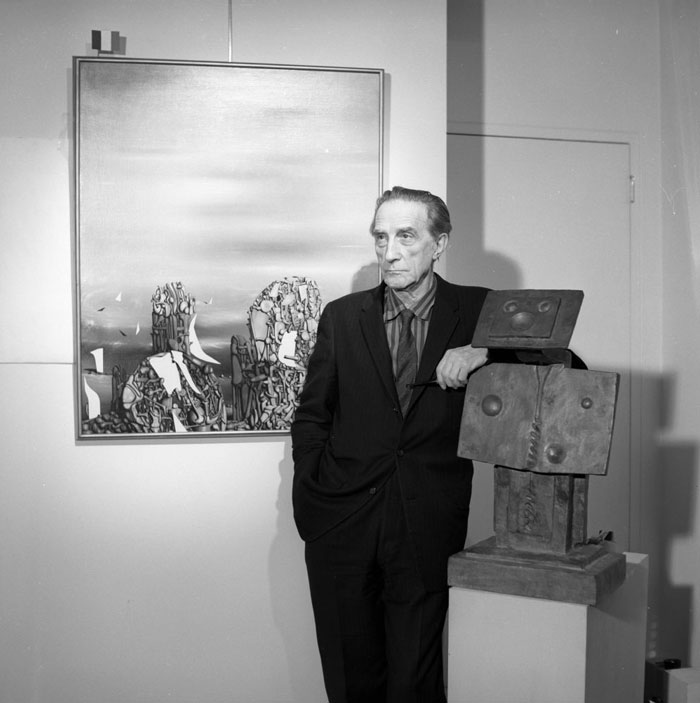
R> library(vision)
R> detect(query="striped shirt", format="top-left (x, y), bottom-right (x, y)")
top-left (383, 274), bottom-right (437, 379)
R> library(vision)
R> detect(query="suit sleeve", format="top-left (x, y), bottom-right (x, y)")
top-left (291, 303), bottom-right (338, 489)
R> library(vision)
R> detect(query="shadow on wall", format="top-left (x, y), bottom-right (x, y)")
top-left (447, 249), bottom-right (523, 291)
top-left (268, 439), bottom-right (325, 702)
top-left (352, 262), bottom-right (380, 293)
top-left (653, 436), bottom-right (697, 665)
top-left (636, 369), bottom-right (696, 669)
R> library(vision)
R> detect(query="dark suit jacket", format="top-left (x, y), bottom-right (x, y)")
top-left (291, 275), bottom-right (489, 590)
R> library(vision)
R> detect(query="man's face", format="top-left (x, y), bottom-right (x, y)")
top-left (371, 199), bottom-right (447, 296)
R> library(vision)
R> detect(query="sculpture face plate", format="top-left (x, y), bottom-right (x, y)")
top-left (472, 289), bottom-right (583, 349)
top-left (459, 363), bottom-right (619, 475)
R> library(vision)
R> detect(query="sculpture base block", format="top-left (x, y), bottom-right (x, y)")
top-left (447, 554), bottom-right (649, 703)
top-left (448, 536), bottom-right (626, 605)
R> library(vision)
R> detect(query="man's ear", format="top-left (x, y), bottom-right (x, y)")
top-left (434, 233), bottom-right (449, 260)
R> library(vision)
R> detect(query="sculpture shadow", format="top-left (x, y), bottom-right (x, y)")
top-left (642, 370), bottom-right (696, 701)
top-left (653, 440), bottom-right (696, 663)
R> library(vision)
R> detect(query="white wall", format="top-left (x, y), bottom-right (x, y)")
top-left (10, 0), bottom-right (699, 692)
top-left (658, 0), bottom-right (700, 669)
top-left (446, 0), bottom-right (667, 660)
top-left (0, 2), bottom-right (447, 701)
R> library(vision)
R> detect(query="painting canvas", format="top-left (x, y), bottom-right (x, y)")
top-left (73, 58), bottom-right (383, 438)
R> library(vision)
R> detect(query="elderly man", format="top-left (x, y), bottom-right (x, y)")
top-left (292, 186), bottom-right (489, 703)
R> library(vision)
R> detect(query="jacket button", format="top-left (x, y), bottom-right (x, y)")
top-left (397, 449), bottom-right (405, 457)
top-left (369, 487), bottom-right (377, 495)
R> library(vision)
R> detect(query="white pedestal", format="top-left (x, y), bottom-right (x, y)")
top-left (447, 552), bottom-right (648, 703)
top-left (667, 668), bottom-right (700, 702)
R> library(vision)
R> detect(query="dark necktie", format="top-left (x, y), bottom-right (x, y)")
top-left (395, 308), bottom-right (417, 414)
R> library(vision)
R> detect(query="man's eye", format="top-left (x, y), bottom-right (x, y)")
top-left (398, 232), bottom-right (414, 242)
top-left (373, 234), bottom-right (387, 246)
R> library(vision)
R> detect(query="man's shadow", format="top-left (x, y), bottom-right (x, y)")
top-left (267, 435), bottom-right (326, 700)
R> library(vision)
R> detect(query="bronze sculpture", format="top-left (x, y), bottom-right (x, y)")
top-left (449, 290), bottom-right (626, 604)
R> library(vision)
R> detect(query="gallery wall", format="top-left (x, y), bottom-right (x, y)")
top-left (5, 0), bottom-right (698, 694)
top-left (0, 2), bottom-right (447, 702)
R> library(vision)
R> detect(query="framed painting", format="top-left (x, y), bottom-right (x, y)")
top-left (73, 57), bottom-right (383, 438)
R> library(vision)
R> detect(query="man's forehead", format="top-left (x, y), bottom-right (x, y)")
top-left (374, 199), bottom-right (429, 229)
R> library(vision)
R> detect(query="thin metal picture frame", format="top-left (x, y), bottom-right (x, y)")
top-left (73, 57), bottom-right (383, 439)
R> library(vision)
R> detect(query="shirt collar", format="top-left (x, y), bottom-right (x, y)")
top-left (383, 274), bottom-right (437, 322)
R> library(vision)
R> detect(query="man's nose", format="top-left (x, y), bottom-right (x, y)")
top-left (385, 236), bottom-right (401, 261)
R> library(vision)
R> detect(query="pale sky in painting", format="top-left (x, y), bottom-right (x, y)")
top-left (78, 60), bottom-right (381, 369)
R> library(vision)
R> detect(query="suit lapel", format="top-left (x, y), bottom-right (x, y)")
top-left (359, 284), bottom-right (400, 405)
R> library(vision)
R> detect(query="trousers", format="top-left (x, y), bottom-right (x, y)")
top-left (304, 472), bottom-right (448, 703)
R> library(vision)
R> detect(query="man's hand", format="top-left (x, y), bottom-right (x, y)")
top-left (435, 345), bottom-right (488, 390)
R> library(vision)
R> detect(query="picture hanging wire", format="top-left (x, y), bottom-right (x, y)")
top-left (228, 0), bottom-right (233, 62)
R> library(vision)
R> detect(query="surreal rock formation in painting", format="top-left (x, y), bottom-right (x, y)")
top-left (81, 277), bottom-right (321, 434)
